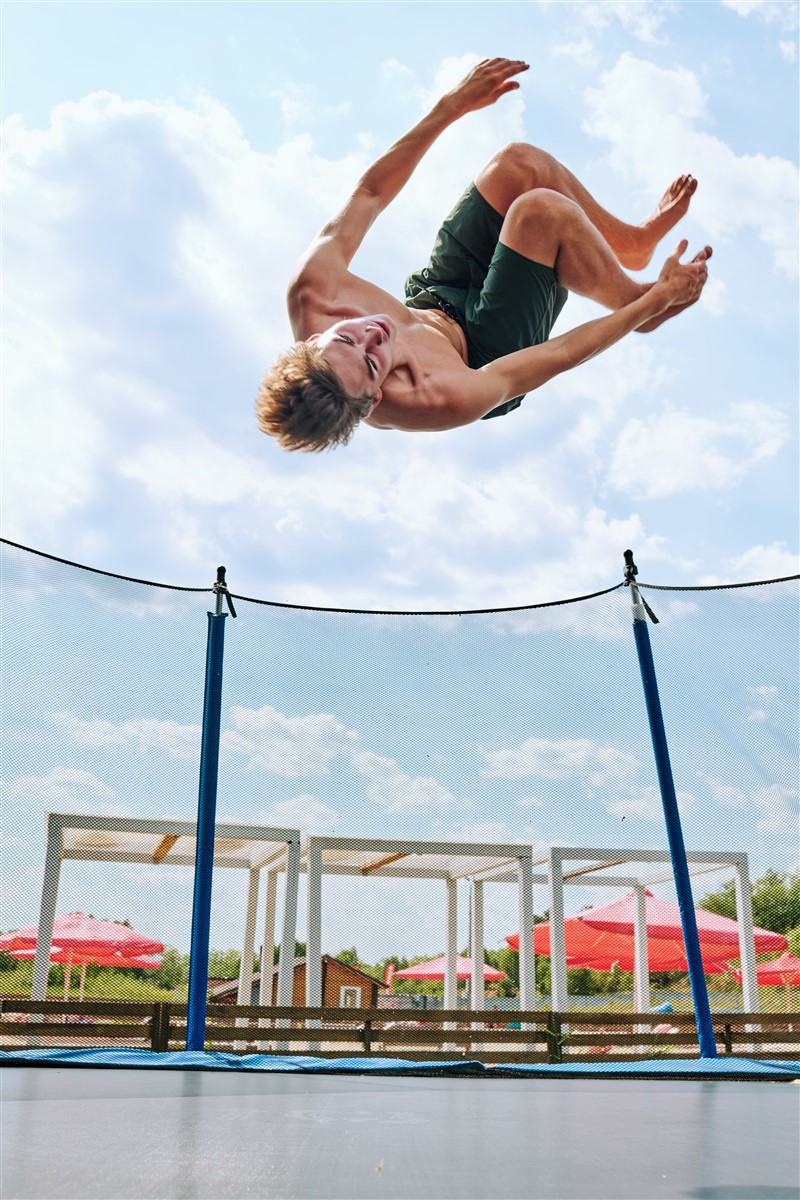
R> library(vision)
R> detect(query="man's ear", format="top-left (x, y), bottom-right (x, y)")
top-left (367, 391), bottom-right (382, 416)
top-left (306, 333), bottom-right (320, 345)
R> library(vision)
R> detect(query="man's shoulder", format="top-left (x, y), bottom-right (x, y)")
top-left (372, 360), bottom-right (508, 432)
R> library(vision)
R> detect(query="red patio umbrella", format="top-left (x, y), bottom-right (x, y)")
top-left (0, 912), bottom-right (164, 957)
top-left (732, 951), bottom-right (800, 1010)
top-left (576, 889), bottom-right (787, 952)
top-left (394, 955), bottom-right (507, 981)
top-left (10, 945), bottom-right (162, 1001)
top-left (0, 912), bottom-right (164, 1000)
top-left (505, 922), bottom-right (732, 974)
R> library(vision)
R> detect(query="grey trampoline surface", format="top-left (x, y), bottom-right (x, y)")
top-left (2, 1067), bottom-right (799, 1200)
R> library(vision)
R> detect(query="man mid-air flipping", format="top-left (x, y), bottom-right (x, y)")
top-left (257, 57), bottom-right (711, 452)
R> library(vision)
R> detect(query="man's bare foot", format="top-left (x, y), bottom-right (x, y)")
top-left (615, 175), bottom-right (698, 272)
top-left (637, 245), bottom-right (712, 333)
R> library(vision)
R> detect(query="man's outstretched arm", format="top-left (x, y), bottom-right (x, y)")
top-left (290, 58), bottom-right (528, 285)
top-left (421, 241), bottom-right (711, 430)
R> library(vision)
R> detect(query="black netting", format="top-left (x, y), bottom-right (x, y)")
top-left (1, 540), bottom-right (798, 1039)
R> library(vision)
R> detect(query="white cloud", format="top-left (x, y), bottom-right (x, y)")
top-left (696, 773), bottom-right (798, 833)
top-left (607, 402), bottom-right (789, 499)
top-left (52, 712), bottom-right (201, 759)
top-left (607, 785), bottom-right (694, 821)
top-left (581, 1), bottom-right (674, 43)
top-left (259, 794), bottom-right (340, 833)
top-left (552, 38), bottom-right (600, 68)
top-left (480, 737), bottom-right (639, 785)
top-left (351, 750), bottom-right (465, 814)
top-left (225, 705), bottom-right (357, 776)
top-left (698, 773), bottom-right (749, 809)
top-left (267, 82), bottom-right (351, 129)
top-left (550, 0), bottom-right (678, 56)
top-left (754, 783), bottom-right (799, 833)
top-left (700, 544), bottom-right (800, 583)
top-left (5, 767), bottom-right (123, 812)
top-left (51, 703), bottom-right (360, 778)
top-left (721, 0), bottom-right (799, 30)
top-left (583, 54), bottom-right (799, 276)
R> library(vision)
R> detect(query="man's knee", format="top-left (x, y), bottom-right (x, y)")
top-left (477, 144), bottom-right (562, 214)
top-left (505, 188), bottom-right (580, 235)
top-left (487, 142), bottom-right (539, 185)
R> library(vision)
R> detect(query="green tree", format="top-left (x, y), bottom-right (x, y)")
top-left (152, 947), bottom-right (188, 990)
top-left (485, 946), bottom-right (520, 997)
top-left (699, 869), bottom-right (800, 935)
top-left (207, 949), bottom-right (242, 980)
top-left (273, 940), bottom-right (306, 964)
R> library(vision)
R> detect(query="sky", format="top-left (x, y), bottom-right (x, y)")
top-left (2, 1), bottom-right (798, 965)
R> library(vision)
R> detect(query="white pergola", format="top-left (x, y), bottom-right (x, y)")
top-left (475, 845), bottom-right (761, 1012)
top-left (259, 837), bottom-right (761, 1014)
top-left (31, 812), bottom-right (302, 1008)
top-left (32, 816), bottom-right (762, 1016)
top-left (299, 837), bottom-right (537, 1016)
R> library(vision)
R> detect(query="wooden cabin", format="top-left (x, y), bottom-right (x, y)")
top-left (209, 955), bottom-right (385, 1009)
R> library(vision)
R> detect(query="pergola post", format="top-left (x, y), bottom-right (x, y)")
top-left (237, 868), bottom-right (259, 1007)
top-left (734, 857), bottom-right (759, 1013)
top-left (633, 883), bottom-right (650, 1013)
top-left (306, 839), bottom-right (323, 1016)
top-left (518, 852), bottom-right (535, 1016)
top-left (261, 870), bottom-right (278, 1004)
top-left (470, 880), bottom-right (486, 1012)
top-left (278, 838), bottom-right (300, 1009)
top-left (31, 815), bottom-right (63, 1004)
top-left (444, 878), bottom-right (458, 1032)
top-left (548, 848), bottom-right (568, 1011)
top-left (258, 869), bottom-right (278, 1043)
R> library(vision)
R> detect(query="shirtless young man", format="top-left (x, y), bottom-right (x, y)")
top-left (257, 57), bottom-right (711, 453)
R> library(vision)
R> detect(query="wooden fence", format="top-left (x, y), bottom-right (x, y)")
top-left (2, 998), bottom-right (799, 1064)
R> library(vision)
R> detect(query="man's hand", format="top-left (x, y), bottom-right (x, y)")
top-left (653, 239), bottom-right (712, 310)
top-left (290, 57), bottom-right (530, 296)
top-left (440, 58), bottom-right (529, 119)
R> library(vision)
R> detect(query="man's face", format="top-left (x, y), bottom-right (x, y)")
top-left (308, 315), bottom-right (397, 408)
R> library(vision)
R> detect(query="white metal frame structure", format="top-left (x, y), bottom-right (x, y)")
top-left (33, 818), bottom-right (761, 1018)
top-left (281, 838), bottom-right (760, 1015)
top-left (463, 846), bottom-right (760, 1012)
top-left (31, 812), bottom-right (302, 1009)
top-left (542, 847), bottom-right (760, 1012)
top-left (299, 837), bottom-right (537, 1016)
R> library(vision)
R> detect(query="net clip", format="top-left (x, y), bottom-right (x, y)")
top-left (623, 550), bottom-right (659, 624)
top-left (213, 566), bottom-right (237, 618)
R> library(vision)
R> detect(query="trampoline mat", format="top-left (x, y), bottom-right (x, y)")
top-left (2, 1066), bottom-right (799, 1199)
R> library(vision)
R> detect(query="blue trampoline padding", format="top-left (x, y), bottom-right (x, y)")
top-left (1, 1047), bottom-right (798, 1080)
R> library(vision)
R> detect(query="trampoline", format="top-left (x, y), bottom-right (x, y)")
top-left (3, 1060), bottom-right (799, 1200)
top-left (3, 547), bottom-right (799, 1198)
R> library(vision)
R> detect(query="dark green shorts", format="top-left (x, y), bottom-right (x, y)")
top-left (405, 185), bottom-right (568, 418)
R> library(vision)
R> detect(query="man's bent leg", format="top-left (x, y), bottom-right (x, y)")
top-left (498, 188), bottom-right (647, 311)
top-left (476, 143), bottom-right (696, 272)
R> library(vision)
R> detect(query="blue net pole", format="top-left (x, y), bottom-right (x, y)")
top-left (624, 552), bottom-right (718, 1058)
top-left (186, 569), bottom-right (232, 1051)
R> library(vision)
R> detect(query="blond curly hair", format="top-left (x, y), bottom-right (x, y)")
top-left (256, 342), bottom-right (374, 453)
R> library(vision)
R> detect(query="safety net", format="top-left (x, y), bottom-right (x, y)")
top-left (1, 538), bottom-right (798, 1064)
